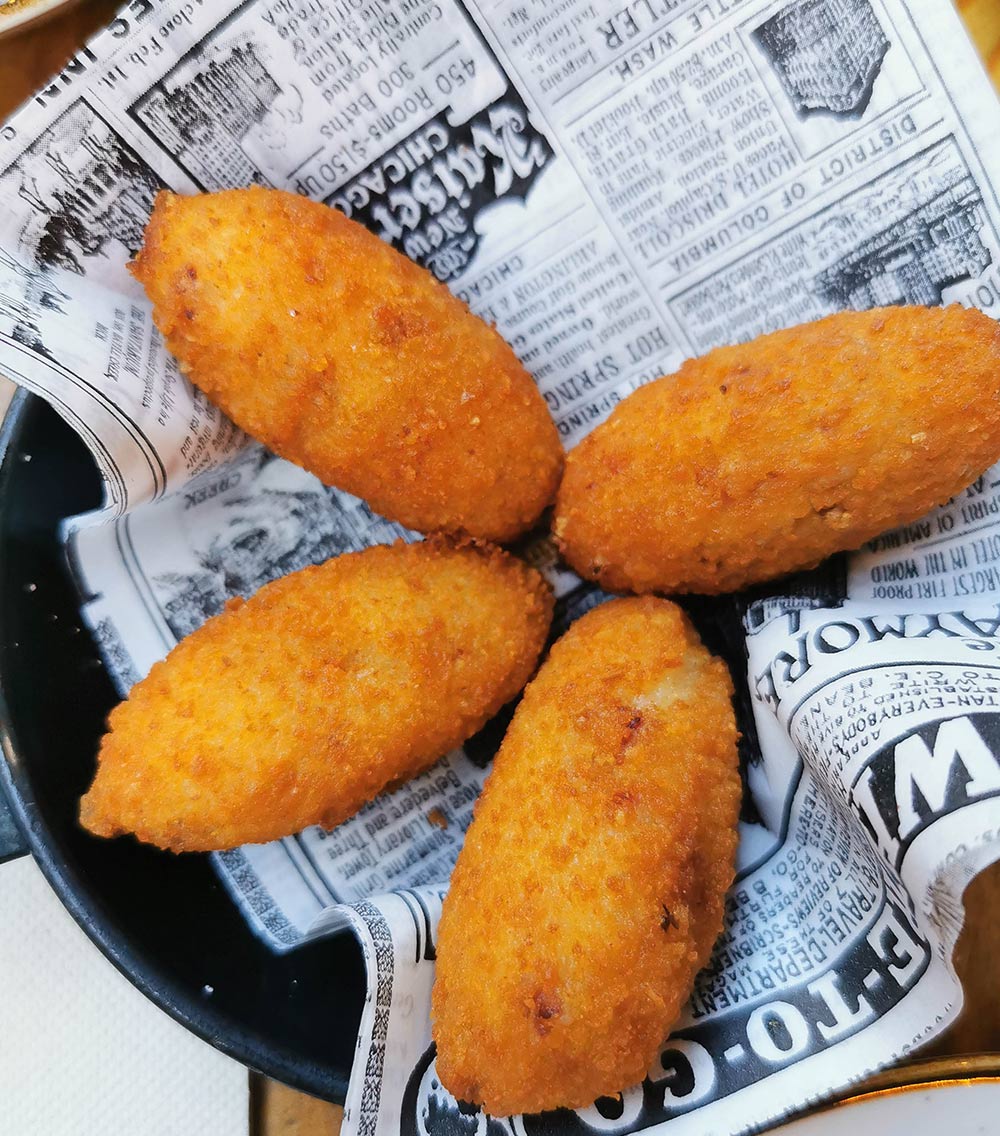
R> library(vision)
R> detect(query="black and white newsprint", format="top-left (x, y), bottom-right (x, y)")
top-left (3, 0), bottom-right (1000, 1132)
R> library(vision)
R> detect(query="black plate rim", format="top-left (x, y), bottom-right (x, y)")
top-left (0, 389), bottom-right (353, 1103)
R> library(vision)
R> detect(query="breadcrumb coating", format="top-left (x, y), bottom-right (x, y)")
top-left (432, 597), bottom-right (740, 1115)
top-left (80, 538), bottom-right (553, 852)
top-left (130, 188), bottom-right (563, 542)
top-left (554, 305), bottom-right (1000, 594)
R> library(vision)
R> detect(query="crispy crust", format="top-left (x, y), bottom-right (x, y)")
top-left (432, 597), bottom-right (740, 1115)
top-left (554, 305), bottom-right (1000, 594)
top-left (130, 188), bottom-right (563, 542)
top-left (79, 538), bottom-right (553, 852)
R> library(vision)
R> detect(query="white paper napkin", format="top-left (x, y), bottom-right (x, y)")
top-left (0, 855), bottom-right (248, 1136)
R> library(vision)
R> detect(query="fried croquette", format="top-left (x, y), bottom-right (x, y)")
top-left (80, 539), bottom-right (552, 852)
top-left (130, 188), bottom-right (563, 542)
top-left (554, 305), bottom-right (1000, 595)
top-left (432, 597), bottom-right (740, 1115)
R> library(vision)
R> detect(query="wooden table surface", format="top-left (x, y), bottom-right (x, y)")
top-left (2, 3), bottom-right (1000, 1133)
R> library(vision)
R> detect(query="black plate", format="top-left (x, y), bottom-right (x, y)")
top-left (0, 391), bottom-right (364, 1101)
